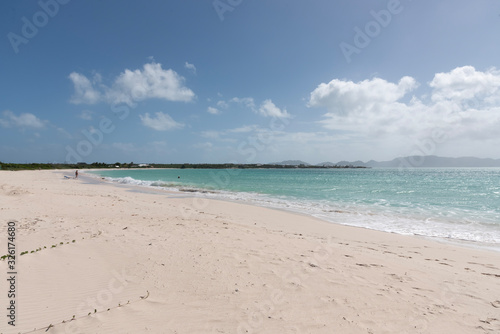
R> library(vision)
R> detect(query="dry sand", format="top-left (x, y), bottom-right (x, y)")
top-left (0, 170), bottom-right (499, 334)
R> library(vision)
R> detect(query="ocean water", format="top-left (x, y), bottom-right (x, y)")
top-left (87, 168), bottom-right (500, 249)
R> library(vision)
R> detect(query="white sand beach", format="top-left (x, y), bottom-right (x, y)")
top-left (0, 170), bottom-right (499, 334)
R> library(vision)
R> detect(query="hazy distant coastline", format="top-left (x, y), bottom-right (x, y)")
top-left (287, 155), bottom-right (500, 168)
top-left (2, 155), bottom-right (500, 171)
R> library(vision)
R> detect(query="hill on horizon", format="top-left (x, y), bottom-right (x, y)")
top-left (278, 156), bottom-right (500, 168)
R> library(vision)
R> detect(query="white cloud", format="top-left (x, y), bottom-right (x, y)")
top-left (184, 62), bottom-right (196, 74)
top-left (216, 100), bottom-right (229, 109)
top-left (139, 112), bottom-right (184, 131)
top-left (108, 63), bottom-right (195, 106)
top-left (194, 126), bottom-right (351, 164)
top-left (228, 125), bottom-right (258, 133)
top-left (258, 99), bottom-right (290, 118)
top-left (230, 97), bottom-right (256, 109)
top-left (207, 107), bottom-right (220, 115)
top-left (308, 76), bottom-right (417, 115)
top-left (69, 62), bottom-right (195, 106)
top-left (308, 66), bottom-right (500, 156)
top-left (68, 72), bottom-right (101, 104)
top-left (430, 66), bottom-right (500, 105)
top-left (214, 96), bottom-right (291, 119)
top-left (0, 110), bottom-right (45, 129)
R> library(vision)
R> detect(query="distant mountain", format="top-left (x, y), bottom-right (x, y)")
top-left (273, 160), bottom-right (310, 166)
top-left (272, 156), bottom-right (500, 168)
top-left (336, 156), bottom-right (500, 168)
top-left (317, 161), bottom-right (366, 167)
top-left (316, 162), bottom-right (336, 167)
top-left (335, 160), bottom-right (366, 167)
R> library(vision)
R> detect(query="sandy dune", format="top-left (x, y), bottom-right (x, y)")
top-left (0, 170), bottom-right (499, 333)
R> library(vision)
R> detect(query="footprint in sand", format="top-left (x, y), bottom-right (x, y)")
top-left (491, 300), bottom-right (500, 308)
top-left (468, 262), bottom-right (499, 270)
top-left (7, 188), bottom-right (31, 196)
top-left (482, 272), bottom-right (500, 278)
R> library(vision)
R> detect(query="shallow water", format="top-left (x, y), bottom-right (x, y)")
top-left (88, 168), bottom-right (500, 248)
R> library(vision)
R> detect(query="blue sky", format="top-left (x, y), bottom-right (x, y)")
top-left (1, 0), bottom-right (500, 164)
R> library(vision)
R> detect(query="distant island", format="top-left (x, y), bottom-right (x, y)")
top-left (275, 156), bottom-right (500, 168)
top-left (326, 155), bottom-right (500, 168)
top-left (1, 155), bottom-right (500, 171)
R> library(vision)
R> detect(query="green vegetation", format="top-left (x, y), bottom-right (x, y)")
top-left (0, 240), bottom-right (77, 260)
top-left (0, 161), bottom-right (367, 171)
top-left (0, 162), bottom-right (106, 171)
top-left (29, 291), bottom-right (148, 331)
top-left (166, 163), bottom-right (367, 169)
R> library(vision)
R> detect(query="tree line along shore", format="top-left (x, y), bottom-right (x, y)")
top-left (0, 162), bottom-right (368, 171)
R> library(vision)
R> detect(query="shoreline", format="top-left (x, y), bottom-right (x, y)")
top-left (83, 169), bottom-right (500, 254)
top-left (1, 170), bottom-right (499, 333)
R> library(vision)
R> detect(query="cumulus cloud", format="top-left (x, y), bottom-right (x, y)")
top-left (258, 99), bottom-right (290, 118)
top-left (108, 63), bottom-right (195, 105)
top-left (184, 62), bottom-right (196, 74)
top-left (228, 125), bottom-right (258, 133)
top-left (139, 112), bottom-right (184, 131)
top-left (212, 97), bottom-right (290, 119)
top-left (207, 107), bottom-right (220, 115)
top-left (308, 76), bottom-right (417, 115)
top-left (216, 100), bottom-right (229, 109)
top-left (429, 66), bottom-right (500, 105)
top-left (0, 110), bottom-right (46, 129)
top-left (230, 97), bottom-right (256, 110)
top-left (69, 62), bottom-right (195, 106)
top-left (308, 66), bottom-right (500, 152)
top-left (69, 72), bottom-right (102, 104)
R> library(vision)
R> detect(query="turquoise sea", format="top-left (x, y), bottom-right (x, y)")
top-left (88, 168), bottom-right (500, 249)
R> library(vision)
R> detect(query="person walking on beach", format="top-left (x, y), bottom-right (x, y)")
top-left (75, 170), bottom-right (78, 179)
